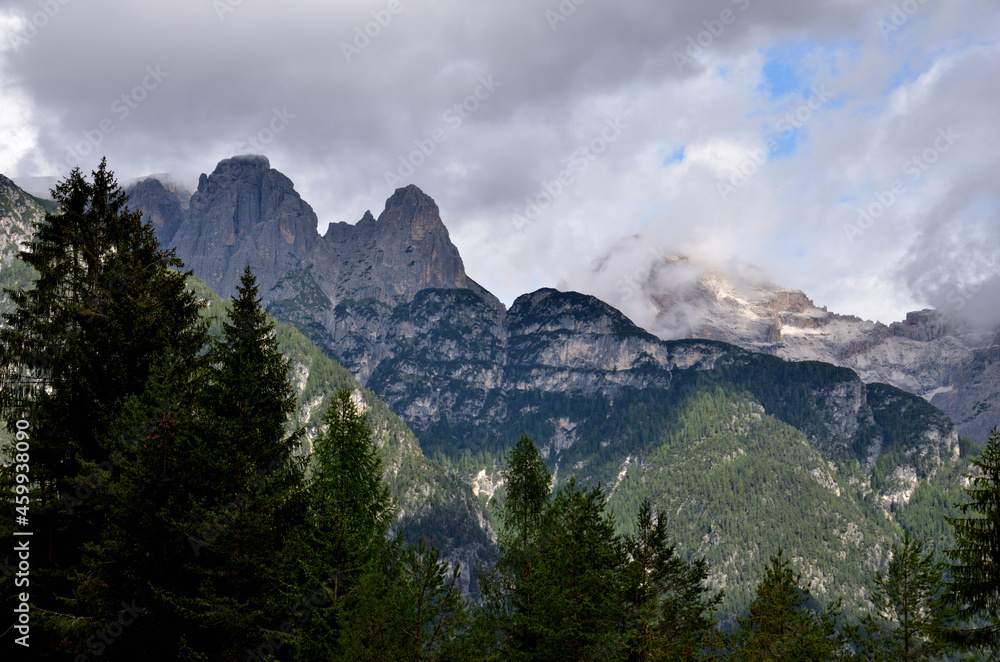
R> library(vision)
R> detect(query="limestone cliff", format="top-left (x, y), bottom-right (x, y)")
top-left (611, 250), bottom-right (1000, 443)
top-left (123, 176), bottom-right (188, 248)
top-left (169, 155), bottom-right (320, 297)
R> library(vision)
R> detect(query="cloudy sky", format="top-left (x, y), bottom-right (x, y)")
top-left (1, 0), bottom-right (998, 328)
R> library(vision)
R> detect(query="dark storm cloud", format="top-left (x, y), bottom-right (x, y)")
top-left (1, 0), bottom-right (997, 327)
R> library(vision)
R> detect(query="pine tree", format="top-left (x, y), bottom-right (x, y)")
top-left (506, 479), bottom-right (626, 661)
top-left (78, 359), bottom-right (212, 660)
top-left (853, 532), bottom-right (956, 662)
top-left (287, 386), bottom-right (397, 660)
top-left (727, 550), bottom-right (844, 662)
top-left (311, 387), bottom-right (394, 559)
top-left (397, 537), bottom-right (470, 661)
top-left (478, 434), bottom-right (551, 657)
top-left (946, 425), bottom-right (1000, 655)
top-left (499, 433), bottom-right (551, 558)
top-left (336, 541), bottom-right (411, 662)
top-left (621, 500), bottom-right (722, 661)
top-left (164, 265), bottom-right (308, 660)
top-left (0, 160), bottom-right (208, 655)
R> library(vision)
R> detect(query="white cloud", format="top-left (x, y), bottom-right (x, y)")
top-left (0, 0), bottom-right (996, 327)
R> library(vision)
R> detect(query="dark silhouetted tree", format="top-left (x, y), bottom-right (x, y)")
top-left (621, 500), bottom-right (722, 661)
top-left (946, 426), bottom-right (1000, 656)
top-left (0, 159), bottom-right (208, 656)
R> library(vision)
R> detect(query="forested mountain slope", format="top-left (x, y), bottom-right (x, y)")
top-left (2, 163), bottom-right (982, 623)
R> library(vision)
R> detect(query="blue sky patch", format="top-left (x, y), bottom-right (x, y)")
top-left (759, 42), bottom-right (812, 99)
top-left (766, 129), bottom-right (799, 159)
top-left (662, 145), bottom-right (686, 166)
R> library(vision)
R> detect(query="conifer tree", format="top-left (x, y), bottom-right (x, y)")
top-left (355, 537), bottom-right (470, 662)
top-left (479, 434), bottom-right (551, 657)
top-left (300, 391), bottom-right (474, 661)
top-left (853, 532), bottom-right (956, 662)
top-left (621, 500), bottom-right (722, 661)
top-left (727, 549), bottom-right (844, 662)
top-left (163, 265), bottom-right (307, 660)
top-left (0, 160), bottom-right (208, 654)
top-left (312, 387), bottom-right (395, 557)
top-left (77, 359), bottom-right (210, 660)
top-left (402, 539), bottom-right (471, 662)
top-left (289, 386), bottom-right (396, 659)
top-left (506, 479), bottom-right (626, 661)
top-left (336, 540), bottom-right (410, 662)
top-left (946, 426), bottom-right (1000, 655)
top-left (499, 433), bottom-right (551, 559)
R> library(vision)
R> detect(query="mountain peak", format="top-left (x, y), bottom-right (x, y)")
top-left (317, 183), bottom-right (470, 300)
top-left (124, 177), bottom-right (185, 247)
top-left (377, 184), bottom-right (446, 242)
top-left (169, 155), bottom-right (320, 297)
top-left (216, 154), bottom-right (271, 170)
top-left (122, 157), bottom-right (504, 312)
top-left (385, 183), bottom-right (435, 207)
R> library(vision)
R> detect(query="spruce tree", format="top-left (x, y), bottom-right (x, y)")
top-left (853, 532), bottom-right (956, 662)
top-left (499, 433), bottom-right (551, 559)
top-left (79, 360), bottom-right (208, 660)
top-left (621, 500), bottom-right (722, 661)
top-left (289, 386), bottom-right (395, 659)
top-left (336, 541), bottom-right (411, 662)
top-left (311, 387), bottom-right (394, 558)
top-left (165, 265), bottom-right (308, 660)
top-left (0, 160), bottom-right (208, 655)
top-left (727, 550), bottom-right (844, 662)
top-left (398, 538), bottom-right (470, 661)
top-left (479, 434), bottom-right (551, 657)
top-left (506, 479), bottom-right (626, 661)
top-left (946, 426), bottom-right (1000, 655)
top-left (338, 537), bottom-right (470, 662)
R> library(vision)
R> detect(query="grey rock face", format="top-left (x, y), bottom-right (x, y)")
top-left (889, 309), bottom-right (950, 342)
top-left (124, 177), bottom-right (186, 248)
top-left (929, 341), bottom-right (1000, 443)
top-left (361, 287), bottom-right (702, 436)
top-left (123, 156), bottom-right (506, 389)
top-left (351, 185), bottom-right (470, 296)
top-left (144, 157), bottom-right (502, 316)
top-left (312, 184), bottom-right (502, 308)
top-left (622, 256), bottom-right (999, 443)
top-left (169, 155), bottom-right (320, 297)
top-left (0, 174), bottom-right (44, 265)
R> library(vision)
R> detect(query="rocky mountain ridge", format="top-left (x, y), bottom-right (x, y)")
top-left (2, 160), bottom-right (980, 619)
top-left (106, 158), bottom-right (969, 478)
top-left (130, 155), bottom-right (500, 313)
top-left (613, 252), bottom-right (1000, 443)
top-left (0, 174), bottom-right (54, 266)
